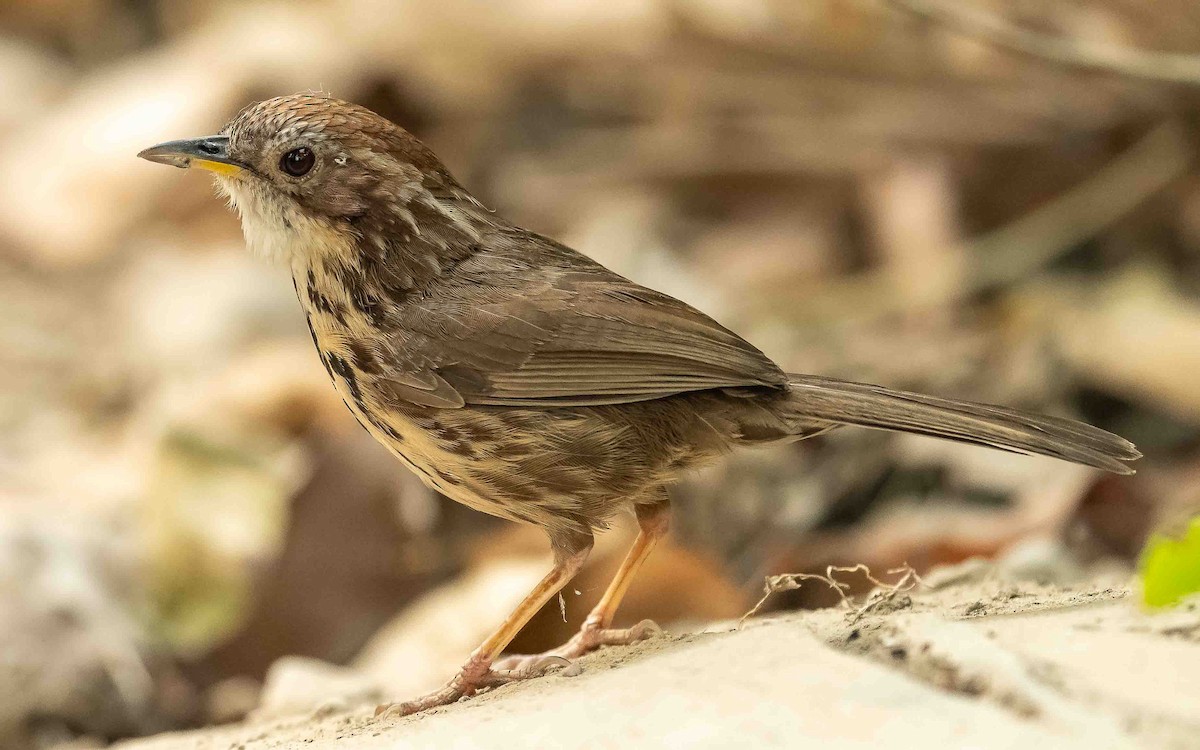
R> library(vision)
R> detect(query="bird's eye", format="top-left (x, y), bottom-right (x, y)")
top-left (280, 147), bottom-right (315, 177)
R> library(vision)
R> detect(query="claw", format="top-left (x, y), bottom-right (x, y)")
top-left (524, 654), bottom-right (575, 676)
top-left (531, 654), bottom-right (584, 677)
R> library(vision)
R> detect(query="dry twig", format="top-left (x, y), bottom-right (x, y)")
top-left (845, 564), bottom-right (924, 624)
top-left (739, 564), bottom-right (923, 627)
top-left (886, 0), bottom-right (1200, 86)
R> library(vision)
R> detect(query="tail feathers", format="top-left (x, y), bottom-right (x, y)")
top-left (785, 374), bottom-right (1140, 475)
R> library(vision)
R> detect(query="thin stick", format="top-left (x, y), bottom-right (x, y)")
top-left (739, 563), bottom-right (924, 626)
top-left (846, 564), bottom-right (923, 624)
top-left (970, 120), bottom-right (1191, 292)
top-left (739, 572), bottom-right (852, 627)
top-left (767, 118), bottom-right (1191, 323)
top-left (885, 0), bottom-right (1200, 86)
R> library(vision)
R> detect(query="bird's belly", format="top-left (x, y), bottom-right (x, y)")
top-left (314, 330), bottom-right (739, 532)
top-left (337, 387), bottom-right (664, 533)
top-left (294, 267), bottom-right (639, 530)
top-left (327, 378), bottom-right (488, 507)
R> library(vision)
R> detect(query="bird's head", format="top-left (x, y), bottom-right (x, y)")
top-left (138, 93), bottom-right (463, 262)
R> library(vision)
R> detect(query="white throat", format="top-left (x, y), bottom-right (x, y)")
top-left (215, 175), bottom-right (350, 266)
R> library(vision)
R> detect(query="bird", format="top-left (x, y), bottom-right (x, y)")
top-left (138, 93), bottom-right (1139, 716)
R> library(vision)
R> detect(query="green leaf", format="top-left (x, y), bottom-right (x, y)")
top-left (1139, 516), bottom-right (1200, 608)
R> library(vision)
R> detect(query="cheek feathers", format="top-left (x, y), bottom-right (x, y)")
top-left (216, 175), bottom-right (353, 263)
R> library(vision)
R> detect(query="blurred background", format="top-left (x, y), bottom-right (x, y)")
top-left (2, 0), bottom-right (1198, 746)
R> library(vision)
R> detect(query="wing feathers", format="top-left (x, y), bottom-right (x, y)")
top-left (366, 231), bottom-right (787, 410)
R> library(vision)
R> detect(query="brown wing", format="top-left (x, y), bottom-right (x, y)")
top-left (368, 236), bottom-right (787, 409)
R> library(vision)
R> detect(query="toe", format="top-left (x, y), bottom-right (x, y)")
top-left (489, 621), bottom-right (663, 680)
top-left (579, 619), bottom-right (662, 649)
top-left (376, 657), bottom-right (577, 719)
top-left (374, 680), bottom-right (469, 718)
top-left (374, 698), bottom-right (425, 719)
top-left (627, 618), bottom-right (662, 640)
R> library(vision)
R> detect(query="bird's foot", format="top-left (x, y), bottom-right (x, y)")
top-left (373, 652), bottom-right (571, 718)
top-left (492, 618), bottom-right (661, 673)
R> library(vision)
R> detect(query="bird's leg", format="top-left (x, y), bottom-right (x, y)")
top-left (375, 530), bottom-right (592, 718)
top-left (494, 496), bottom-right (669, 671)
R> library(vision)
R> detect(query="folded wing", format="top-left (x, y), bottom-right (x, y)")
top-left (368, 242), bottom-right (787, 409)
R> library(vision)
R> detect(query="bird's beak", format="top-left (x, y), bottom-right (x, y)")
top-left (137, 135), bottom-right (246, 176)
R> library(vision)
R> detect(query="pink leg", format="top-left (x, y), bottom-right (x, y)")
top-left (494, 498), bottom-right (669, 672)
top-left (375, 532), bottom-right (591, 717)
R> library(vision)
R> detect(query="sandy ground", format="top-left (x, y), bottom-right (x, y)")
top-left (117, 564), bottom-right (1200, 750)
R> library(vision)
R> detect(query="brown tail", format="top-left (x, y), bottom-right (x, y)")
top-left (785, 374), bottom-right (1140, 474)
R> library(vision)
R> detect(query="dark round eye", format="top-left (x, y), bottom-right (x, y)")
top-left (280, 147), bottom-right (315, 177)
